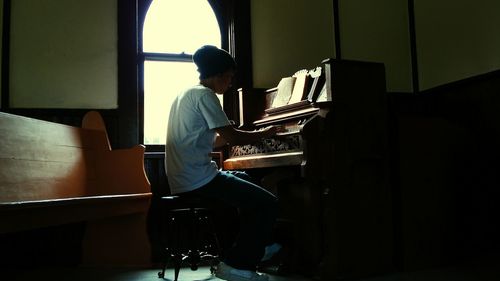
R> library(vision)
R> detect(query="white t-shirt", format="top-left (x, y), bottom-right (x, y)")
top-left (165, 84), bottom-right (231, 194)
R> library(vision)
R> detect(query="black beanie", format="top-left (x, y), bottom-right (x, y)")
top-left (193, 45), bottom-right (236, 79)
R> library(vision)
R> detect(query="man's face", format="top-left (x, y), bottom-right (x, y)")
top-left (215, 70), bottom-right (234, 94)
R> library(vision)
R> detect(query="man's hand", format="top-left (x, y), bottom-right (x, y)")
top-left (216, 124), bottom-right (285, 146)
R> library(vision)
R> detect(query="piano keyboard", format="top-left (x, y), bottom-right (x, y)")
top-left (229, 134), bottom-right (302, 158)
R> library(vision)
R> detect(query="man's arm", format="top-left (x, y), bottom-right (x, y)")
top-left (215, 125), bottom-right (279, 146)
top-left (213, 132), bottom-right (229, 148)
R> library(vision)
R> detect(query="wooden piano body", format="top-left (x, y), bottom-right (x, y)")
top-left (223, 59), bottom-right (394, 279)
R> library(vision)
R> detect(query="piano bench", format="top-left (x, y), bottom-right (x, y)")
top-left (157, 195), bottom-right (221, 281)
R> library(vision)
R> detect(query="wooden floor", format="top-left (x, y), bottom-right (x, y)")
top-left (4, 260), bottom-right (500, 281)
top-left (5, 266), bottom-right (313, 281)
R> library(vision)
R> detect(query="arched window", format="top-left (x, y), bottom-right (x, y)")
top-left (141, 0), bottom-right (222, 145)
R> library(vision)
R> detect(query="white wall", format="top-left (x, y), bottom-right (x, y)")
top-left (251, 0), bottom-right (500, 93)
top-left (0, 0), bottom-right (3, 107)
top-left (3, 0), bottom-right (499, 108)
top-left (415, 0), bottom-right (500, 90)
top-left (9, 0), bottom-right (117, 108)
top-left (339, 0), bottom-right (413, 92)
top-left (251, 0), bottom-right (335, 88)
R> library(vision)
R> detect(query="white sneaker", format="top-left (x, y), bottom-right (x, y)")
top-left (215, 262), bottom-right (269, 281)
top-left (261, 243), bottom-right (282, 262)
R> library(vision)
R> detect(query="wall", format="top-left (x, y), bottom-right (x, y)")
top-left (250, 0), bottom-right (335, 88)
top-left (339, 0), bottom-right (500, 92)
top-left (250, 0), bottom-right (412, 92)
top-left (250, 0), bottom-right (500, 273)
top-left (339, 0), bottom-right (412, 93)
top-left (2, 1), bottom-right (499, 113)
top-left (0, 0), bottom-right (3, 107)
top-left (251, 0), bottom-right (500, 93)
top-left (415, 0), bottom-right (500, 90)
top-left (7, 0), bottom-right (117, 109)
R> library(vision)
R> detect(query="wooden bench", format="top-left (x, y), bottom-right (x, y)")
top-left (0, 111), bottom-right (152, 266)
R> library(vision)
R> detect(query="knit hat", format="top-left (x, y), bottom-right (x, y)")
top-left (193, 45), bottom-right (236, 79)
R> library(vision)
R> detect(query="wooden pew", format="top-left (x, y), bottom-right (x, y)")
top-left (0, 111), bottom-right (152, 266)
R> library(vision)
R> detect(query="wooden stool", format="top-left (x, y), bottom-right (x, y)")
top-left (157, 195), bottom-right (221, 281)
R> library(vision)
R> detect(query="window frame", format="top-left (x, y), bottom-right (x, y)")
top-left (142, 54), bottom-right (195, 150)
top-left (137, 0), bottom-right (252, 152)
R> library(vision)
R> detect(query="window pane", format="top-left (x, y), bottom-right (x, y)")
top-left (144, 61), bottom-right (199, 145)
top-left (143, 0), bottom-right (224, 145)
top-left (143, 0), bottom-right (221, 53)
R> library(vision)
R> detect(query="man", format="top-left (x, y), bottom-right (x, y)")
top-left (165, 45), bottom-right (280, 281)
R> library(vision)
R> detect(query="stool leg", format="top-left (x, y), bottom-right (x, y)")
top-left (158, 215), bottom-right (181, 280)
top-left (208, 213), bottom-right (222, 275)
top-left (173, 252), bottom-right (182, 281)
top-left (158, 251), bottom-right (173, 279)
top-left (158, 258), bottom-right (166, 278)
top-left (172, 215), bottom-right (183, 281)
top-left (207, 214), bottom-right (222, 256)
top-left (158, 216), bottom-right (176, 279)
top-left (189, 208), bottom-right (197, 262)
top-left (198, 211), bottom-right (221, 275)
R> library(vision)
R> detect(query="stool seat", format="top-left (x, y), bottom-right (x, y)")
top-left (157, 195), bottom-right (221, 281)
top-left (161, 195), bottom-right (220, 210)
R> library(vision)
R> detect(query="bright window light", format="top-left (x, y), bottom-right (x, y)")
top-left (144, 61), bottom-right (198, 145)
top-left (143, 0), bottom-right (222, 145)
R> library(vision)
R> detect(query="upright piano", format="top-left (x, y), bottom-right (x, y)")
top-left (223, 59), bottom-right (394, 279)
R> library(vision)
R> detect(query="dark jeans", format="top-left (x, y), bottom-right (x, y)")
top-left (190, 170), bottom-right (278, 271)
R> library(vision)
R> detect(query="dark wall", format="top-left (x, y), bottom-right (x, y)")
top-left (389, 70), bottom-right (500, 270)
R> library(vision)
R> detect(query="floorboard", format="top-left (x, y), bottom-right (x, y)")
top-left (3, 260), bottom-right (500, 281)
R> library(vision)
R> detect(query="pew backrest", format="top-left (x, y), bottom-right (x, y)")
top-left (0, 111), bottom-right (151, 233)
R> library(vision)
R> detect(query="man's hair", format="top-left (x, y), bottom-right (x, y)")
top-left (193, 45), bottom-right (236, 79)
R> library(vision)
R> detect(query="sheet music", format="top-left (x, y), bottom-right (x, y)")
top-left (271, 77), bottom-right (296, 108)
top-left (289, 71), bottom-right (309, 104)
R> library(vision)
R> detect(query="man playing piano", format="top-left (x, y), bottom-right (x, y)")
top-left (165, 45), bottom-right (281, 281)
